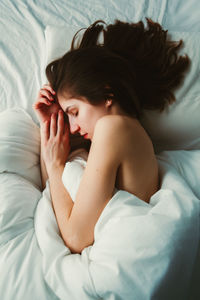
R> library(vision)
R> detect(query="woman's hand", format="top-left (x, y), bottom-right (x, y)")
top-left (41, 109), bottom-right (71, 174)
top-left (33, 84), bottom-right (61, 125)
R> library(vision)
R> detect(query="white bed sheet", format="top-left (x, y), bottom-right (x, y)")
top-left (1, 1), bottom-right (200, 299)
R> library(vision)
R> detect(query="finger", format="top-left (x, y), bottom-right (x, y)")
top-left (64, 119), bottom-right (70, 137)
top-left (39, 88), bottom-right (55, 101)
top-left (33, 99), bottom-right (51, 110)
top-left (50, 113), bottom-right (57, 138)
top-left (57, 110), bottom-right (65, 136)
top-left (43, 84), bottom-right (56, 95)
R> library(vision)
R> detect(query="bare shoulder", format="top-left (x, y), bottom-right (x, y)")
top-left (93, 114), bottom-right (155, 165)
top-left (93, 114), bottom-right (144, 144)
top-left (95, 114), bottom-right (133, 130)
top-left (90, 116), bottom-right (122, 163)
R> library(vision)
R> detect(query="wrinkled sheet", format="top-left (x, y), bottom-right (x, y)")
top-left (34, 151), bottom-right (200, 300)
top-left (0, 147), bottom-right (199, 299)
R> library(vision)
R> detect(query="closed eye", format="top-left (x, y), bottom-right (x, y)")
top-left (65, 107), bottom-right (78, 118)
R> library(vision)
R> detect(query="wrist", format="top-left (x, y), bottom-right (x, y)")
top-left (47, 162), bottom-right (65, 176)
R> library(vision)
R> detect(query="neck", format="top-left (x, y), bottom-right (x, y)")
top-left (109, 102), bottom-right (129, 117)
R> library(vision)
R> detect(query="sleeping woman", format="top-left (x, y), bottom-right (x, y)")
top-left (33, 19), bottom-right (189, 254)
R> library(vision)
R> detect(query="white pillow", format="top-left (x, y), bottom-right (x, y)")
top-left (0, 108), bottom-right (42, 189)
top-left (44, 25), bottom-right (200, 153)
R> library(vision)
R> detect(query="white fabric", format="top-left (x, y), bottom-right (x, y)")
top-left (35, 150), bottom-right (200, 300)
top-left (1, 0), bottom-right (200, 298)
top-left (0, 110), bottom-right (58, 299)
top-left (0, 173), bottom-right (58, 300)
top-left (0, 108), bottom-right (41, 189)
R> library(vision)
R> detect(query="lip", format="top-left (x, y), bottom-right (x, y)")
top-left (83, 133), bottom-right (88, 139)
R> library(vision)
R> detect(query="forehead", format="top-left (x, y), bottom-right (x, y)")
top-left (58, 93), bottom-right (88, 107)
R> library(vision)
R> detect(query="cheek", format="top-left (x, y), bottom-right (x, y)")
top-left (89, 113), bottom-right (102, 131)
top-left (68, 115), bottom-right (75, 129)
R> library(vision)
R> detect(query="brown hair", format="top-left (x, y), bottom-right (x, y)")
top-left (46, 18), bottom-right (190, 119)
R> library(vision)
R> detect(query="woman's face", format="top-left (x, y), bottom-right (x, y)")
top-left (58, 94), bottom-right (109, 140)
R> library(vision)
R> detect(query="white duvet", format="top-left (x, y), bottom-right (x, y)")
top-left (0, 109), bottom-right (200, 300)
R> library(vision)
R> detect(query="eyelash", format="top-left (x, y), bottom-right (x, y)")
top-left (66, 110), bottom-right (78, 117)
top-left (72, 111), bottom-right (78, 117)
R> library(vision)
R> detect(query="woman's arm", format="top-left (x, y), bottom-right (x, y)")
top-left (40, 149), bottom-right (49, 190)
top-left (48, 164), bottom-right (74, 242)
top-left (48, 116), bottom-right (122, 253)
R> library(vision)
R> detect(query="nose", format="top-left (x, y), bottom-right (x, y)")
top-left (69, 121), bottom-right (80, 134)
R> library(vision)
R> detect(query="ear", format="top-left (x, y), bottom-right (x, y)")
top-left (105, 99), bottom-right (112, 108)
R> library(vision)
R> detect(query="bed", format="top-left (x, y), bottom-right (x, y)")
top-left (0, 1), bottom-right (200, 299)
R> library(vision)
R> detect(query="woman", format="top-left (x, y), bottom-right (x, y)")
top-left (33, 19), bottom-right (189, 254)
